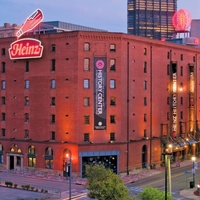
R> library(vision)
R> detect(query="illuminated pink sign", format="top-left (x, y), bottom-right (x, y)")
top-left (9, 38), bottom-right (43, 60)
top-left (16, 9), bottom-right (44, 38)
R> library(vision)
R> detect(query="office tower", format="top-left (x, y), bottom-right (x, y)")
top-left (127, 0), bottom-right (177, 40)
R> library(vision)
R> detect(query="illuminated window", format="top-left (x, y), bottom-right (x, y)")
top-left (1, 97), bottom-right (5, 105)
top-left (110, 115), bottom-right (116, 123)
top-left (1, 128), bottom-right (5, 137)
top-left (25, 96), bottom-right (29, 106)
top-left (84, 79), bottom-right (90, 89)
top-left (110, 44), bottom-right (116, 52)
top-left (24, 129), bottom-right (29, 138)
top-left (51, 97), bottom-right (55, 106)
top-left (25, 113), bottom-right (29, 122)
top-left (45, 147), bottom-right (53, 169)
top-left (51, 44), bottom-right (56, 52)
top-left (51, 59), bottom-right (56, 71)
top-left (84, 133), bottom-right (90, 142)
top-left (84, 58), bottom-right (90, 71)
top-left (51, 114), bottom-right (55, 124)
top-left (110, 59), bottom-right (116, 71)
top-left (25, 61), bottom-right (29, 72)
top-left (1, 48), bottom-right (5, 56)
top-left (28, 157), bottom-right (36, 167)
top-left (110, 96), bottom-right (116, 106)
top-left (84, 97), bottom-right (90, 107)
top-left (84, 116), bottom-right (90, 124)
top-left (1, 80), bottom-right (5, 90)
top-left (144, 62), bottom-right (147, 73)
top-left (84, 43), bottom-right (90, 51)
top-left (110, 79), bottom-right (116, 89)
top-left (25, 80), bottom-right (29, 89)
top-left (51, 79), bottom-right (56, 89)
top-left (2, 113), bottom-right (5, 121)
top-left (110, 132), bottom-right (116, 141)
top-left (1, 62), bottom-right (5, 73)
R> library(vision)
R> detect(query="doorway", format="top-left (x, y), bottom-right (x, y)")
top-left (10, 156), bottom-right (14, 170)
top-left (142, 145), bottom-right (147, 168)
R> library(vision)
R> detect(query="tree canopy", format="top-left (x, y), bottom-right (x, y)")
top-left (85, 164), bottom-right (135, 200)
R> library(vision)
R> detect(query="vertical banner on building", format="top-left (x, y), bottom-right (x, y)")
top-left (94, 57), bottom-right (107, 130)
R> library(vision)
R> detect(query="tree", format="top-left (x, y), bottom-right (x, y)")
top-left (139, 186), bottom-right (173, 200)
top-left (85, 165), bottom-right (136, 200)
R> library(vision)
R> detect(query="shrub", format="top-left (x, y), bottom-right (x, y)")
top-left (5, 181), bottom-right (13, 187)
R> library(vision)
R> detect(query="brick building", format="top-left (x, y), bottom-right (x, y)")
top-left (0, 29), bottom-right (199, 177)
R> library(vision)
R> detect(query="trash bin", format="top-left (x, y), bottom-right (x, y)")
top-left (190, 181), bottom-right (194, 188)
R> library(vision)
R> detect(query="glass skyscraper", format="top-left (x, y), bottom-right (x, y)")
top-left (127, 0), bottom-right (177, 40)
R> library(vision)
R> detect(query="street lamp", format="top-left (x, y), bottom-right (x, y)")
top-left (191, 156), bottom-right (196, 187)
top-left (64, 149), bottom-right (72, 200)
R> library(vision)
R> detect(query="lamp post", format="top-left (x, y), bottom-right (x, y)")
top-left (64, 149), bottom-right (72, 200)
top-left (192, 156), bottom-right (196, 187)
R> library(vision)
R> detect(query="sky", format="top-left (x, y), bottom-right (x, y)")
top-left (0, 0), bottom-right (199, 33)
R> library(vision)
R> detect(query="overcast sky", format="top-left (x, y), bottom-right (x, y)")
top-left (0, 0), bottom-right (199, 33)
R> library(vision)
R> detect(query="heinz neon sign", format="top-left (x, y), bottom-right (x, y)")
top-left (9, 9), bottom-right (44, 60)
top-left (16, 9), bottom-right (44, 38)
top-left (9, 38), bottom-right (43, 60)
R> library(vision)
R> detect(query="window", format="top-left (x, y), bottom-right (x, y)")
top-left (51, 132), bottom-right (55, 140)
top-left (25, 113), bottom-right (29, 122)
top-left (0, 144), bottom-right (3, 163)
top-left (25, 80), bottom-right (29, 89)
top-left (45, 147), bottom-right (53, 169)
top-left (84, 79), bottom-right (90, 89)
top-left (51, 114), bottom-right (55, 124)
top-left (110, 115), bottom-right (116, 123)
top-left (84, 58), bottom-right (90, 71)
top-left (144, 114), bottom-right (147, 122)
top-left (110, 79), bottom-right (116, 89)
top-left (144, 97), bottom-right (147, 106)
top-left (110, 132), bottom-right (116, 141)
top-left (144, 129), bottom-right (147, 138)
top-left (17, 156), bottom-right (21, 166)
top-left (167, 52), bottom-right (170, 59)
top-left (167, 64), bottom-right (170, 75)
top-left (51, 59), bottom-right (56, 71)
top-left (84, 115), bottom-right (90, 124)
top-left (167, 112), bottom-right (169, 120)
top-left (28, 146), bottom-right (36, 167)
top-left (1, 80), bottom-right (5, 90)
top-left (1, 97), bottom-right (5, 105)
top-left (84, 42), bottom-right (90, 51)
top-left (110, 44), bottom-right (116, 52)
top-left (167, 97), bottom-right (170, 105)
top-left (1, 128), bottom-right (5, 137)
top-left (180, 97), bottom-right (183, 105)
top-left (143, 81), bottom-right (147, 90)
top-left (144, 48), bottom-right (147, 55)
top-left (51, 44), bottom-right (56, 52)
top-left (110, 59), bottom-right (116, 71)
top-left (1, 62), bottom-right (5, 73)
top-left (25, 96), bottom-right (29, 106)
top-left (84, 97), bottom-right (90, 107)
top-left (180, 111), bottom-right (183, 119)
top-left (84, 133), bottom-right (90, 142)
top-left (51, 79), bottom-right (56, 89)
top-left (180, 54), bottom-right (183, 61)
top-left (110, 96), bottom-right (116, 106)
top-left (1, 48), bottom-right (5, 56)
top-left (24, 129), bottom-right (29, 138)
top-left (180, 66), bottom-right (183, 76)
top-left (51, 97), bottom-right (55, 106)
top-left (2, 113), bottom-right (5, 121)
top-left (144, 62), bottom-right (147, 73)
top-left (25, 61), bottom-right (29, 72)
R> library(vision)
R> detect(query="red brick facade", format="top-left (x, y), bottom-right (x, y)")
top-left (0, 31), bottom-right (200, 176)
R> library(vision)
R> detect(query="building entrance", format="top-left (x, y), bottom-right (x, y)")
top-left (9, 155), bottom-right (14, 170)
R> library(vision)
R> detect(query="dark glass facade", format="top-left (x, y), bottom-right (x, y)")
top-left (127, 0), bottom-right (177, 40)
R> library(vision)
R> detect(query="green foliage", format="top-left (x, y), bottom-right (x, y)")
top-left (140, 186), bottom-right (173, 200)
top-left (85, 165), bottom-right (135, 200)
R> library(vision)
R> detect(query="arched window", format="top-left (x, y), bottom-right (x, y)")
top-left (0, 144), bottom-right (3, 163)
top-left (28, 146), bottom-right (36, 167)
top-left (45, 147), bottom-right (53, 169)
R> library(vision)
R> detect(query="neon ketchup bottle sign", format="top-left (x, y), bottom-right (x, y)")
top-left (9, 9), bottom-right (44, 60)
